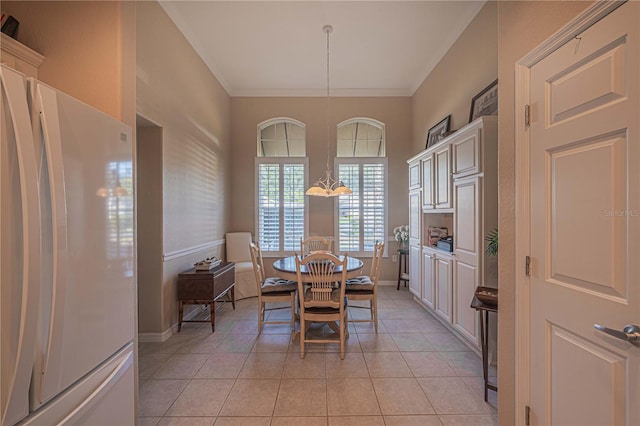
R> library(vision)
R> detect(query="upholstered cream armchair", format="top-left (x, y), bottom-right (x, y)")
top-left (225, 232), bottom-right (257, 299)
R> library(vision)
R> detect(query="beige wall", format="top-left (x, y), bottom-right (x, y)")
top-left (496, 1), bottom-right (594, 424)
top-left (411, 1), bottom-right (497, 156)
top-left (136, 1), bottom-right (232, 332)
top-left (231, 97), bottom-right (412, 281)
top-left (1, 1), bottom-right (136, 128)
top-left (136, 126), bottom-right (163, 333)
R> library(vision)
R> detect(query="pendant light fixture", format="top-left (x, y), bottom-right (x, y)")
top-left (306, 25), bottom-right (352, 197)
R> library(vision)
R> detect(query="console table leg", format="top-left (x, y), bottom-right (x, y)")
top-left (209, 303), bottom-right (215, 332)
top-left (481, 310), bottom-right (489, 402)
top-left (231, 286), bottom-right (236, 310)
top-left (178, 301), bottom-right (184, 332)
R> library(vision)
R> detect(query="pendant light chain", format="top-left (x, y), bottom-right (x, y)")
top-left (305, 25), bottom-right (352, 197)
top-left (326, 24), bottom-right (331, 172)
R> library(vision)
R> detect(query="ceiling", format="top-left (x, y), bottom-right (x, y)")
top-left (158, 1), bottom-right (486, 97)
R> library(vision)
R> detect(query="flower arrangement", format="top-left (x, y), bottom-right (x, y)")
top-left (393, 225), bottom-right (409, 247)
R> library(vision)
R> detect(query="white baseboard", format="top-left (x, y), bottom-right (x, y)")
top-left (138, 305), bottom-right (206, 342)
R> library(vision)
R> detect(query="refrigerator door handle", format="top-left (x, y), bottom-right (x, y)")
top-left (32, 83), bottom-right (69, 404)
top-left (0, 67), bottom-right (42, 426)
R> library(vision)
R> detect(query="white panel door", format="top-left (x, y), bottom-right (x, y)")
top-left (421, 248), bottom-right (435, 310)
top-left (409, 244), bottom-right (421, 298)
top-left (421, 155), bottom-right (434, 210)
top-left (434, 254), bottom-right (452, 323)
top-left (434, 145), bottom-right (452, 209)
top-left (528, 3), bottom-right (639, 425)
top-left (453, 176), bottom-right (481, 268)
top-left (453, 259), bottom-right (479, 345)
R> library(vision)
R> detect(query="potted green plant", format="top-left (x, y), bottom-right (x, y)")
top-left (485, 228), bottom-right (498, 256)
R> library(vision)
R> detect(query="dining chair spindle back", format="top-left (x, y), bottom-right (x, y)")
top-left (295, 252), bottom-right (349, 359)
top-left (299, 236), bottom-right (332, 255)
top-left (249, 242), bottom-right (297, 334)
top-left (345, 240), bottom-right (385, 332)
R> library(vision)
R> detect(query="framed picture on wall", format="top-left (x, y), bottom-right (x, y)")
top-left (426, 115), bottom-right (451, 149)
top-left (469, 79), bottom-right (498, 122)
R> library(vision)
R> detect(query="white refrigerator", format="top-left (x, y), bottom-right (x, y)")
top-left (1, 65), bottom-right (135, 425)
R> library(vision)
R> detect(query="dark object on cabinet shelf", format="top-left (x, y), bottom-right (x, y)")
top-left (469, 79), bottom-right (498, 122)
top-left (436, 236), bottom-right (454, 252)
top-left (426, 115), bottom-right (451, 149)
top-left (1, 15), bottom-right (19, 38)
top-left (177, 261), bottom-right (236, 332)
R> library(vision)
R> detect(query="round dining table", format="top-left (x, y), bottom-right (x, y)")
top-left (272, 255), bottom-right (364, 282)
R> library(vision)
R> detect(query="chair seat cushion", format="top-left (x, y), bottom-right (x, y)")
top-left (261, 277), bottom-right (297, 293)
top-left (345, 275), bottom-right (374, 291)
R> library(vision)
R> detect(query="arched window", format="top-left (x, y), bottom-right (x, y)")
top-left (258, 118), bottom-right (306, 157)
top-left (255, 118), bottom-right (308, 254)
top-left (337, 118), bottom-right (385, 157)
top-left (335, 118), bottom-right (387, 255)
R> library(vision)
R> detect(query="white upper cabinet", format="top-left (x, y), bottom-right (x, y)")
top-left (433, 144), bottom-right (452, 209)
top-left (451, 116), bottom-right (497, 180)
top-left (0, 34), bottom-right (43, 78)
top-left (418, 142), bottom-right (452, 211)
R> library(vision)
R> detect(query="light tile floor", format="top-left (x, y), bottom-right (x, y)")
top-left (139, 285), bottom-right (497, 425)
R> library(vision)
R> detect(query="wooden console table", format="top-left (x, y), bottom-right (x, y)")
top-left (177, 262), bottom-right (236, 332)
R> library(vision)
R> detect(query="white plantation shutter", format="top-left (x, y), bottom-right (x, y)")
top-left (256, 158), bottom-right (307, 254)
top-left (336, 158), bottom-right (387, 255)
top-left (282, 164), bottom-right (305, 251)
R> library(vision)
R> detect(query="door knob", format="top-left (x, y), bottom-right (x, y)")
top-left (594, 324), bottom-right (640, 343)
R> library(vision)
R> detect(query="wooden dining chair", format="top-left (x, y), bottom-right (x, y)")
top-left (295, 252), bottom-right (349, 359)
top-left (299, 236), bottom-right (332, 255)
top-left (345, 240), bottom-right (385, 332)
top-left (249, 242), bottom-right (298, 334)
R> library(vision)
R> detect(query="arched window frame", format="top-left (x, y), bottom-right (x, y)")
top-left (255, 118), bottom-right (308, 255)
top-left (334, 117), bottom-right (388, 257)
top-left (257, 117), bottom-right (306, 157)
top-left (336, 117), bottom-right (385, 158)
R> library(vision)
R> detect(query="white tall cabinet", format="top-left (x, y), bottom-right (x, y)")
top-left (406, 116), bottom-right (497, 351)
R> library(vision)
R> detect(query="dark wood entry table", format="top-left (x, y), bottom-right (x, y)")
top-left (470, 294), bottom-right (498, 401)
top-left (177, 261), bottom-right (235, 332)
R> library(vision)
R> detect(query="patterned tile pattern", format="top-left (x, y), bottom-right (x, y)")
top-left (139, 286), bottom-right (497, 425)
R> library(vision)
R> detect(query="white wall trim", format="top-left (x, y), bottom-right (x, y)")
top-left (138, 306), bottom-right (208, 342)
top-left (513, 1), bottom-right (623, 424)
top-left (138, 327), bottom-right (175, 343)
top-left (162, 239), bottom-right (225, 262)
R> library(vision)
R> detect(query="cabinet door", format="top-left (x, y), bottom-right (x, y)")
top-left (453, 176), bottom-right (481, 268)
top-left (408, 244), bottom-right (421, 298)
top-left (453, 259), bottom-right (479, 346)
top-left (452, 128), bottom-right (481, 179)
top-left (409, 191), bottom-right (421, 243)
top-left (421, 155), bottom-right (434, 209)
top-left (421, 249), bottom-right (435, 310)
top-left (434, 255), bottom-right (452, 323)
top-left (409, 161), bottom-right (421, 190)
top-left (434, 145), bottom-right (452, 209)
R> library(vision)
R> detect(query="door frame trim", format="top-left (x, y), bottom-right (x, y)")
top-left (514, 1), bottom-right (625, 423)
